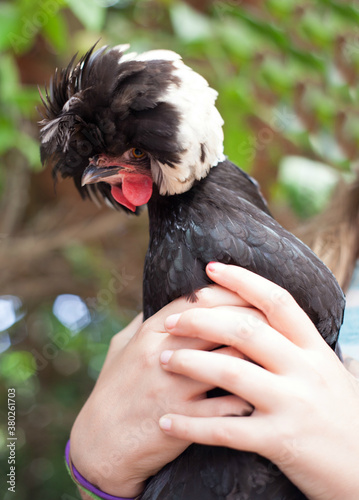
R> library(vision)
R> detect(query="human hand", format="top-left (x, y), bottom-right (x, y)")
top-left (159, 263), bottom-right (359, 500)
top-left (70, 285), bottom-right (252, 498)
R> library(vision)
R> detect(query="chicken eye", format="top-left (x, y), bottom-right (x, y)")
top-left (131, 148), bottom-right (146, 159)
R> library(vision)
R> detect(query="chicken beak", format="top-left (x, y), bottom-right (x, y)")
top-left (81, 164), bottom-right (123, 186)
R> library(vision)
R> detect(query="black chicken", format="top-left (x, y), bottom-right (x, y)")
top-left (39, 45), bottom-right (345, 500)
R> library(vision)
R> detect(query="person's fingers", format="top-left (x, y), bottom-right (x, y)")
top-left (187, 395), bottom-right (253, 417)
top-left (164, 306), bottom-right (301, 373)
top-left (160, 349), bottom-right (278, 410)
top-left (159, 413), bottom-right (265, 455)
top-left (196, 285), bottom-right (250, 309)
top-left (135, 284), bottom-right (251, 355)
top-left (206, 263), bottom-right (321, 348)
top-left (143, 283), bottom-right (250, 334)
top-left (158, 374), bottom-right (216, 404)
top-left (155, 347), bottom-right (247, 406)
top-left (209, 345), bottom-right (247, 360)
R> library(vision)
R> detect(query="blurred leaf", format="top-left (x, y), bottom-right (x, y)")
top-left (299, 9), bottom-right (339, 47)
top-left (306, 89), bottom-right (336, 122)
top-left (42, 11), bottom-right (68, 52)
top-left (4, 0), bottom-right (58, 54)
top-left (0, 118), bottom-right (18, 154)
top-left (309, 131), bottom-right (347, 164)
top-left (267, 0), bottom-right (297, 17)
top-left (260, 58), bottom-right (294, 93)
top-left (321, 0), bottom-right (359, 24)
top-left (170, 2), bottom-right (213, 43)
top-left (11, 87), bottom-right (40, 117)
top-left (66, 0), bottom-right (106, 31)
top-left (0, 351), bottom-right (36, 383)
top-left (217, 18), bottom-right (264, 60)
top-left (225, 7), bottom-right (289, 50)
top-left (278, 156), bottom-right (339, 217)
top-left (0, 3), bottom-right (20, 51)
top-left (17, 133), bottom-right (41, 169)
top-left (0, 53), bottom-right (20, 101)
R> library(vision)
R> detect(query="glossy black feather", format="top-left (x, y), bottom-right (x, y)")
top-left (142, 446), bottom-right (306, 500)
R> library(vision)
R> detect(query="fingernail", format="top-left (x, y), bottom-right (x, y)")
top-left (165, 313), bottom-right (181, 330)
top-left (207, 262), bottom-right (225, 273)
top-left (160, 350), bottom-right (173, 364)
top-left (159, 416), bottom-right (172, 431)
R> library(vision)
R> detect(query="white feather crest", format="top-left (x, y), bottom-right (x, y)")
top-left (118, 46), bottom-right (225, 196)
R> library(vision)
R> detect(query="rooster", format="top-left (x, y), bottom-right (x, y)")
top-left (39, 44), bottom-right (345, 500)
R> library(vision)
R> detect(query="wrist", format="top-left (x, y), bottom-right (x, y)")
top-left (66, 439), bottom-right (143, 500)
top-left (95, 477), bottom-right (145, 499)
top-left (70, 412), bottom-right (147, 498)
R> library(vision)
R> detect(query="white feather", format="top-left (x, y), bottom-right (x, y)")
top-left (118, 49), bottom-right (181, 64)
top-left (86, 185), bottom-right (102, 208)
top-left (113, 43), bottom-right (131, 54)
top-left (156, 57), bottom-right (225, 195)
top-left (117, 46), bottom-right (225, 196)
top-left (40, 117), bottom-right (61, 143)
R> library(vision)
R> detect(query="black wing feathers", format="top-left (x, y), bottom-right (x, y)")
top-left (144, 160), bottom-right (344, 348)
top-left (141, 445), bottom-right (307, 500)
top-left (142, 159), bottom-right (344, 500)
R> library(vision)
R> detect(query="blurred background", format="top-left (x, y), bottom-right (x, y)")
top-left (0, 0), bottom-right (359, 498)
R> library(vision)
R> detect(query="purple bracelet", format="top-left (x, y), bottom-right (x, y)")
top-left (65, 440), bottom-right (134, 500)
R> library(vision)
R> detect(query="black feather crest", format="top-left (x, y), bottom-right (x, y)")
top-left (38, 44), bottom-right (183, 213)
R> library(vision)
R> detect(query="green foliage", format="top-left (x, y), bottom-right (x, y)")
top-left (67, 0), bottom-right (107, 31)
top-left (0, 0), bottom-right (106, 177)
top-left (0, 351), bottom-right (36, 383)
top-left (278, 156), bottom-right (340, 218)
top-left (0, 297), bottom-right (130, 500)
top-left (1, 2), bottom-right (359, 499)
top-left (1, 0), bottom-right (359, 193)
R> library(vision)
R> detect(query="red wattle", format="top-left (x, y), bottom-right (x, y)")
top-left (111, 185), bottom-right (136, 212)
top-left (110, 174), bottom-right (153, 212)
top-left (122, 174), bottom-right (153, 206)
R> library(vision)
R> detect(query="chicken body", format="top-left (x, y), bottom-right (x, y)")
top-left (142, 160), bottom-right (340, 500)
top-left (39, 44), bottom-right (345, 500)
